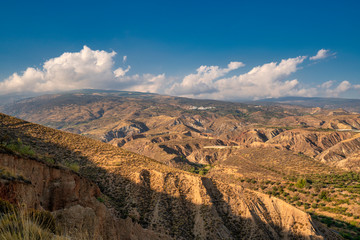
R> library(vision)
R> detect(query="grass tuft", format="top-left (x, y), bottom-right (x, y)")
top-left (0, 199), bottom-right (66, 240)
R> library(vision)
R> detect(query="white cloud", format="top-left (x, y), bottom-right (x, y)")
top-left (321, 80), bottom-right (353, 97)
top-left (169, 55), bottom-right (357, 100)
top-left (336, 81), bottom-right (352, 92)
top-left (310, 49), bottom-right (333, 61)
top-left (122, 74), bottom-right (168, 93)
top-left (170, 56), bottom-right (311, 100)
top-left (0, 46), bottom-right (164, 94)
top-left (0, 46), bottom-right (356, 100)
top-left (321, 80), bottom-right (334, 89)
top-left (169, 61), bottom-right (244, 95)
top-left (114, 66), bottom-right (131, 77)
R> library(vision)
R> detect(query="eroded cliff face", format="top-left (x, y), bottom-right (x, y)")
top-left (267, 130), bottom-right (352, 157)
top-left (316, 133), bottom-right (360, 170)
top-left (0, 151), bottom-right (339, 240)
top-left (232, 128), bottom-right (284, 144)
top-left (117, 126), bottom-right (360, 172)
top-left (107, 115), bottom-right (360, 171)
top-left (89, 164), bottom-right (340, 240)
top-left (0, 151), bottom-right (168, 240)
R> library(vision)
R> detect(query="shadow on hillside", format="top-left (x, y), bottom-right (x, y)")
top-left (0, 122), bottom-right (342, 240)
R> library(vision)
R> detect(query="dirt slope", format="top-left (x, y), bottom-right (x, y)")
top-left (0, 149), bottom-right (166, 239)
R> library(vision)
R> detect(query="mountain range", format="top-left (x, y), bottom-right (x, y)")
top-left (254, 96), bottom-right (360, 113)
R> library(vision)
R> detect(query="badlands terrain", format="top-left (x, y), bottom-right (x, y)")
top-left (0, 90), bottom-right (359, 239)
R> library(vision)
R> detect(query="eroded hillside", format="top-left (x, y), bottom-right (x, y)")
top-left (1, 91), bottom-right (360, 238)
top-left (2, 91), bottom-right (360, 173)
top-left (0, 113), bottom-right (341, 239)
top-left (0, 148), bottom-right (164, 239)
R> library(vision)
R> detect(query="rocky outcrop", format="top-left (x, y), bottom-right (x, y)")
top-left (121, 135), bottom-right (235, 166)
top-left (316, 134), bottom-right (360, 171)
top-left (233, 128), bottom-right (284, 144)
top-left (94, 165), bottom-right (340, 240)
top-left (321, 118), bottom-right (360, 130)
top-left (102, 121), bottom-right (149, 142)
top-left (268, 130), bottom-right (353, 157)
top-left (0, 150), bottom-right (168, 240)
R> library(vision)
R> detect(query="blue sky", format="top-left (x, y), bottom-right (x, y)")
top-left (0, 0), bottom-right (359, 100)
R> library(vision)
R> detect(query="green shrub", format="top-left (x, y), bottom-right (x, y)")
top-left (188, 165), bottom-right (212, 176)
top-left (296, 178), bottom-right (310, 189)
top-left (282, 192), bottom-right (289, 197)
top-left (340, 231), bottom-right (353, 239)
top-left (293, 195), bottom-right (300, 201)
top-left (188, 167), bottom-right (197, 174)
top-left (5, 142), bottom-right (36, 158)
top-left (65, 162), bottom-right (80, 172)
top-left (288, 186), bottom-right (296, 192)
top-left (319, 190), bottom-right (330, 201)
top-left (319, 216), bottom-right (334, 227)
top-left (199, 169), bottom-right (206, 176)
top-left (44, 158), bottom-right (55, 165)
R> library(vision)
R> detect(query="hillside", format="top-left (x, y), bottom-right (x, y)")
top-left (0, 147), bottom-right (163, 239)
top-left (2, 90), bottom-right (359, 172)
top-left (1, 90), bottom-right (360, 238)
top-left (0, 112), bottom-right (342, 239)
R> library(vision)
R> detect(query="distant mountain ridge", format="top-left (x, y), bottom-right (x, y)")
top-left (254, 96), bottom-right (360, 113)
top-left (0, 89), bottom-right (159, 106)
top-left (2, 91), bottom-right (360, 113)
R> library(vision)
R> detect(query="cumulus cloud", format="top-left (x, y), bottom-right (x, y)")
top-left (217, 56), bottom-right (310, 99)
top-left (170, 61), bottom-right (244, 95)
top-left (170, 56), bottom-right (313, 100)
top-left (114, 66), bottom-right (131, 77)
top-left (310, 49), bottom-right (334, 61)
top-left (320, 80), bottom-right (354, 97)
top-left (0, 46), bottom-right (164, 94)
top-left (169, 54), bottom-right (357, 100)
top-left (0, 46), bottom-right (356, 100)
top-left (121, 74), bottom-right (168, 93)
top-left (320, 80), bottom-right (334, 89)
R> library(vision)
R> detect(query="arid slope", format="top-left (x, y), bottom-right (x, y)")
top-left (0, 113), bottom-right (340, 239)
